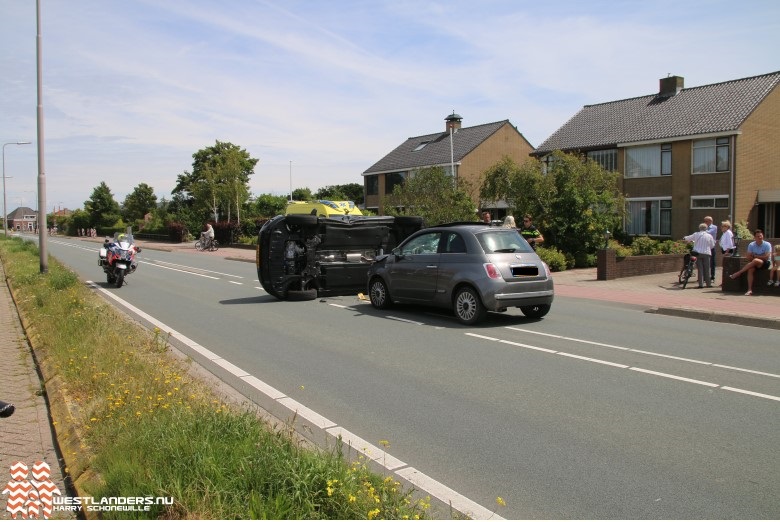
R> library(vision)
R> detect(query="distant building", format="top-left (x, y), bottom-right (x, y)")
top-left (533, 71), bottom-right (780, 238)
top-left (6, 206), bottom-right (38, 231)
top-left (362, 113), bottom-right (535, 216)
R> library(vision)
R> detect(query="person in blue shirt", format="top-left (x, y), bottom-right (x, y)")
top-left (729, 228), bottom-right (772, 296)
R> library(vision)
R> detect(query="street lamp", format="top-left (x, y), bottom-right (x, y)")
top-left (3, 141), bottom-right (32, 236)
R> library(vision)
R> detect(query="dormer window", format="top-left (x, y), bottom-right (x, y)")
top-left (412, 141), bottom-right (429, 152)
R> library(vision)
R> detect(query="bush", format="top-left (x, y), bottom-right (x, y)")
top-left (607, 239), bottom-right (632, 258)
top-left (536, 246), bottom-right (567, 272)
top-left (658, 240), bottom-right (689, 255)
top-left (629, 235), bottom-right (659, 256)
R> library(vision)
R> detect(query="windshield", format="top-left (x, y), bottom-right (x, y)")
top-left (476, 229), bottom-right (533, 254)
top-left (112, 232), bottom-right (135, 244)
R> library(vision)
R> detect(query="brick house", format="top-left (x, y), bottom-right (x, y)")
top-left (5, 206), bottom-right (37, 232)
top-left (362, 113), bottom-right (534, 216)
top-left (533, 71), bottom-right (780, 240)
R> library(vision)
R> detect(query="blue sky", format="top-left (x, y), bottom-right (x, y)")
top-left (2, 0), bottom-right (779, 213)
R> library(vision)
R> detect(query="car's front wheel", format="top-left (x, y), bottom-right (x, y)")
top-left (453, 286), bottom-right (486, 325)
top-left (520, 304), bottom-right (550, 319)
top-left (369, 277), bottom-right (391, 309)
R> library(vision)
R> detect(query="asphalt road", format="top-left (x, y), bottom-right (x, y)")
top-left (39, 236), bottom-right (780, 519)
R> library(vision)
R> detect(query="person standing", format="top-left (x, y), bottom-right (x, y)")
top-left (481, 211), bottom-right (491, 224)
top-left (683, 223), bottom-right (716, 288)
top-left (502, 215), bottom-right (516, 229)
top-left (719, 220), bottom-right (735, 257)
top-left (520, 214), bottom-right (544, 250)
top-left (729, 228), bottom-right (772, 296)
top-left (704, 216), bottom-right (718, 283)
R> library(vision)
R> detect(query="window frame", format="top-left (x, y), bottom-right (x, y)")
top-left (624, 144), bottom-right (672, 178)
top-left (690, 195), bottom-right (729, 209)
top-left (625, 197), bottom-right (672, 236)
top-left (692, 137), bottom-right (730, 174)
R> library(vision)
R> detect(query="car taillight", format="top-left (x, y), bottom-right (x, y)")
top-left (484, 263), bottom-right (501, 279)
top-left (543, 262), bottom-right (551, 278)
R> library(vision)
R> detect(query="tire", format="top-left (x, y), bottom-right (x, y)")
top-left (453, 286), bottom-right (487, 325)
top-left (681, 263), bottom-right (693, 289)
top-left (195, 240), bottom-right (204, 251)
top-left (106, 272), bottom-right (116, 285)
top-left (368, 277), bottom-right (391, 309)
top-left (115, 270), bottom-right (125, 288)
top-left (285, 214), bottom-right (319, 227)
top-left (286, 289), bottom-right (317, 301)
top-left (520, 304), bottom-right (551, 319)
top-left (210, 239), bottom-right (219, 252)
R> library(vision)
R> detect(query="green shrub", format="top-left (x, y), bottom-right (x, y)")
top-left (536, 246), bottom-right (567, 272)
top-left (630, 235), bottom-right (659, 256)
top-left (659, 240), bottom-right (689, 255)
top-left (607, 239), bottom-right (632, 258)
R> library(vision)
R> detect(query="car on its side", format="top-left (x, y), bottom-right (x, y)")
top-left (257, 213), bottom-right (424, 300)
top-left (285, 200), bottom-right (364, 217)
top-left (366, 223), bottom-right (554, 324)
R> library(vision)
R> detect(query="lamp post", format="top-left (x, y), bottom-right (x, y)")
top-left (3, 141), bottom-right (32, 236)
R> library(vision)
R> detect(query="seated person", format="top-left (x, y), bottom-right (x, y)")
top-left (729, 228), bottom-right (771, 296)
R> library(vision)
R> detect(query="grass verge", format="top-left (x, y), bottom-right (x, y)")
top-left (0, 236), bottom-right (433, 519)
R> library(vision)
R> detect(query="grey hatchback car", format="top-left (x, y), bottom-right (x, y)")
top-left (366, 223), bottom-right (554, 324)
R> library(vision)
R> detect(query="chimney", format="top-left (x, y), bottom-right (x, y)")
top-left (659, 75), bottom-right (684, 97)
top-left (445, 111), bottom-right (463, 132)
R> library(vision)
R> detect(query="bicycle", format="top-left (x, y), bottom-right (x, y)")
top-left (678, 252), bottom-right (697, 289)
top-left (195, 237), bottom-right (220, 252)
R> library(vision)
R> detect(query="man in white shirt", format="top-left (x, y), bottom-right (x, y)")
top-left (684, 223), bottom-right (717, 288)
top-left (704, 216), bottom-right (718, 283)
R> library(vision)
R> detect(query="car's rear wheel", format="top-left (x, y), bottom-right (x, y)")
top-left (369, 277), bottom-right (391, 309)
top-left (520, 304), bottom-right (550, 318)
top-left (453, 286), bottom-right (486, 325)
top-left (286, 289), bottom-right (318, 301)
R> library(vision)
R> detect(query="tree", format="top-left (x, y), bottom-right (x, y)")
top-left (172, 141), bottom-right (258, 222)
top-left (292, 187), bottom-right (313, 201)
top-left (384, 167), bottom-right (477, 225)
top-left (122, 183), bottom-right (158, 222)
top-left (480, 152), bottom-right (624, 265)
top-left (253, 194), bottom-right (288, 218)
top-left (315, 183), bottom-right (364, 205)
top-left (84, 181), bottom-right (121, 228)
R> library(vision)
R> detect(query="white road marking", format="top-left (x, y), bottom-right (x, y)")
top-left (721, 387), bottom-right (780, 402)
top-left (506, 327), bottom-right (780, 379)
top-left (83, 281), bottom-right (493, 519)
top-left (628, 367), bottom-right (719, 387)
top-left (466, 330), bottom-right (778, 403)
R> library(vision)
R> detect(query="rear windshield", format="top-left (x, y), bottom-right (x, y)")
top-left (476, 229), bottom-right (534, 254)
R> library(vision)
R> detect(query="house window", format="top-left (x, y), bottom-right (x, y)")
top-left (365, 175), bottom-right (378, 196)
top-left (385, 172), bottom-right (407, 195)
top-left (412, 141), bottom-right (429, 152)
top-left (691, 196), bottom-right (729, 209)
top-left (626, 198), bottom-right (672, 236)
top-left (661, 144), bottom-right (671, 175)
top-left (625, 144), bottom-right (671, 178)
top-left (587, 149), bottom-right (618, 171)
top-left (692, 137), bottom-right (730, 173)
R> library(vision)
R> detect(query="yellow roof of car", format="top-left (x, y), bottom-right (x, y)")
top-left (285, 200), bottom-right (363, 217)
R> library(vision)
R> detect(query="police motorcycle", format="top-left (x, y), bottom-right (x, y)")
top-left (98, 232), bottom-right (141, 288)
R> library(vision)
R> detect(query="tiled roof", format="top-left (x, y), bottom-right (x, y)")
top-left (363, 120), bottom-right (511, 174)
top-left (534, 71), bottom-right (780, 155)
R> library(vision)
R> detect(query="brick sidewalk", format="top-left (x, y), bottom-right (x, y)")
top-left (0, 262), bottom-right (71, 520)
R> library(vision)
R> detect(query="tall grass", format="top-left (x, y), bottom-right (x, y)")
top-left (0, 236), bottom-right (432, 519)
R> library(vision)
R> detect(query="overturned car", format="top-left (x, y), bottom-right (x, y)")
top-left (256, 214), bottom-right (424, 300)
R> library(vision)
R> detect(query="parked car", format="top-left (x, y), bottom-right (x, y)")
top-left (366, 223), bottom-right (554, 324)
top-left (257, 214), bottom-right (424, 300)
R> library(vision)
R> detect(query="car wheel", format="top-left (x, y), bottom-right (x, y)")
top-left (369, 277), bottom-right (391, 309)
top-left (285, 214), bottom-right (319, 227)
top-left (453, 286), bottom-right (486, 325)
top-left (520, 304), bottom-right (550, 319)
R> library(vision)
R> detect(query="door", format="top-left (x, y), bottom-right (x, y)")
top-left (389, 231), bottom-right (441, 301)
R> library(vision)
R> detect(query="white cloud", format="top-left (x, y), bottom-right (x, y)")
top-left (1, 0), bottom-right (778, 211)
